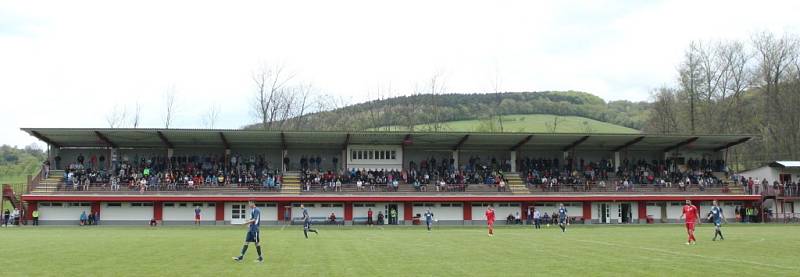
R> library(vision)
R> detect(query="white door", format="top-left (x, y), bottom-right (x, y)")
top-left (231, 204), bottom-right (247, 224)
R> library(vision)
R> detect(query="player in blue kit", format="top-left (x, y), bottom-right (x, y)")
top-left (558, 203), bottom-right (568, 233)
top-left (301, 204), bottom-right (318, 239)
top-left (424, 208), bottom-right (434, 232)
top-left (708, 200), bottom-right (727, 241)
top-left (233, 201), bottom-right (264, 263)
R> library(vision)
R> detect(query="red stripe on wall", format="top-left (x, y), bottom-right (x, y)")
top-left (344, 202), bottom-right (353, 221)
top-left (583, 202), bottom-right (592, 220)
top-left (638, 201), bottom-right (648, 219)
top-left (403, 202), bottom-right (412, 221)
top-left (153, 201), bottom-right (163, 221)
top-left (463, 202), bottom-right (472, 220)
top-left (215, 201), bottom-right (224, 221)
top-left (21, 194), bottom-right (762, 202)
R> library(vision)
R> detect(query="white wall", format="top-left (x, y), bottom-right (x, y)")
top-left (292, 203), bottom-right (344, 220)
top-left (101, 202), bottom-right (153, 221)
top-left (413, 203), bottom-right (463, 221)
top-left (163, 202), bottom-right (216, 221)
top-left (347, 145), bottom-right (403, 171)
top-left (352, 202), bottom-right (403, 220)
top-left (38, 203), bottom-right (90, 221)
top-left (224, 202), bottom-right (278, 223)
top-left (739, 166), bottom-right (780, 183)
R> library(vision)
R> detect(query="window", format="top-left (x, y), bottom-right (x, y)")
top-left (106, 203), bottom-right (121, 207)
top-left (357, 151), bottom-right (363, 160)
top-left (264, 203), bottom-right (276, 207)
top-left (179, 203), bottom-right (188, 207)
top-left (142, 202), bottom-right (153, 207)
top-left (232, 204), bottom-right (246, 220)
top-left (451, 203), bottom-right (462, 207)
top-left (39, 202), bottom-right (51, 207)
top-left (424, 203), bottom-right (434, 207)
top-left (207, 203), bottom-right (216, 207)
top-left (255, 203), bottom-right (266, 207)
top-left (164, 203), bottom-right (175, 207)
top-left (499, 203), bottom-right (509, 207)
top-left (391, 151), bottom-right (396, 160)
top-left (670, 202), bottom-right (683, 206)
top-left (354, 203), bottom-right (364, 207)
top-left (509, 203), bottom-right (520, 207)
top-left (51, 202), bottom-right (63, 207)
top-left (332, 203), bottom-right (343, 207)
top-left (68, 203), bottom-right (81, 207)
top-left (368, 151), bottom-right (373, 160)
top-left (192, 203), bottom-right (203, 207)
top-left (131, 203), bottom-right (142, 207)
top-left (380, 151), bottom-right (385, 160)
top-left (440, 203), bottom-right (451, 207)
top-left (413, 203), bottom-right (424, 207)
top-left (351, 151), bottom-right (356, 160)
top-left (321, 204), bottom-right (332, 207)
top-left (365, 203), bottom-right (375, 207)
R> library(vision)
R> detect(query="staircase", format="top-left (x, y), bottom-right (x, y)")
top-left (280, 172), bottom-right (302, 194)
top-left (2, 185), bottom-right (21, 209)
top-left (504, 173), bottom-right (529, 194)
top-left (32, 170), bottom-right (64, 193)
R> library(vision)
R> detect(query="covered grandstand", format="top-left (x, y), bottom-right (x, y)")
top-left (17, 128), bottom-right (761, 225)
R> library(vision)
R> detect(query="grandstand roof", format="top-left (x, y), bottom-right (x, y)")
top-left (21, 128), bottom-right (752, 152)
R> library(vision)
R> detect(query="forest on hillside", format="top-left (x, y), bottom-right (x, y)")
top-left (644, 31), bottom-right (800, 170)
top-left (244, 91), bottom-right (650, 132)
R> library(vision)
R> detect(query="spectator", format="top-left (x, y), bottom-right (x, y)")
top-left (2, 209), bottom-right (9, 227)
top-left (94, 211), bottom-right (100, 225)
top-left (367, 208), bottom-right (374, 227)
top-left (328, 212), bottom-right (337, 224)
top-left (12, 208), bottom-right (20, 226)
top-left (32, 209), bottom-right (39, 226)
top-left (377, 211), bottom-right (385, 225)
top-left (149, 217), bottom-right (158, 227)
top-left (80, 211), bottom-right (87, 226)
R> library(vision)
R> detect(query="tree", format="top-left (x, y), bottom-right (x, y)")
top-left (678, 41), bottom-right (702, 134)
top-left (163, 86), bottom-right (178, 129)
top-left (251, 64), bottom-right (294, 130)
top-left (105, 104), bottom-right (128, 128)
top-left (202, 105), bottom-right (220, 129)
top-left (545, 116), bottom-right (563, 133)
top-left (131, 101), bottom-right (142, 128)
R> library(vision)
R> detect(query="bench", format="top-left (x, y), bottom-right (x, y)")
top-left (291, 217), bottom-right (344, 226)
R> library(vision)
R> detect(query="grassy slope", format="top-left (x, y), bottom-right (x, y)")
top-left (0, 225), bottom-right (797, 276)
top-left (373, 114), bottom-right (640, 133)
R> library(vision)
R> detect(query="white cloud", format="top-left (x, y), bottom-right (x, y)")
top-left (1, 0), bottom-right (799, 147)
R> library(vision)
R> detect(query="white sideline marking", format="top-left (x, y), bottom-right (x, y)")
top-left (570, 238), bottom-right (797, 271)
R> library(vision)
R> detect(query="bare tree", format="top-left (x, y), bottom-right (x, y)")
top-left (545, 116), bottom-right (563, 133)
top-left (105, 104), bottom-right (128, 128)
top-left (251, 64), bottom-right (294, 130)
top-left (678, 41), bottom-right (702, 134)
top-left (490, 63), bottom-right (504, 132)
top-left (131, 101), bottom-right (142, 128)
top-left (424, 71), bottom-right (447, 132)
top-left (202, 105), bottom-right (220, 129)
top-left (163, 86), bottom-right (178, 129)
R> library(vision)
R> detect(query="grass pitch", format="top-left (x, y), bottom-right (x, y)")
top-left (1, 224), bottom-right (798, 276)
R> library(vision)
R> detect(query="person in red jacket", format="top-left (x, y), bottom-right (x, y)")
top-left (485, 205), bottom-right (496, 237)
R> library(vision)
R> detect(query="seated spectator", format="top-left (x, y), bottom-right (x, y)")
top-left (79, 211), bottom-right (87, 226)
top-left (149, 217), bottom-right (158, 227)
top-left (328, 212), bottom-right (337, 224)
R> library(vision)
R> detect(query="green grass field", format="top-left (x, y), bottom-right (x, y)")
top-left (0, 224), bottom-right (797, 276)
top-left (373, 114), bottom-right (640, 133)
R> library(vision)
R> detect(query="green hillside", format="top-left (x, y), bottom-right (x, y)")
top-left (244, 91), bottom-right (650, 132)
top-left (372, 114), bottom-right (640, 133)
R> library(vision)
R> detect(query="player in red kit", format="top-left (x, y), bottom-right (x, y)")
top-left (679, 199), bottom-right (700, 245)
top-left (485, 205), bottom-right (496, 237)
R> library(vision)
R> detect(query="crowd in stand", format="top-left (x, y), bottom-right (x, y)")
top-left (519, 157), bottom-right (725, 191)
top-left (58, 153), bottom-right (282, 192)
top-left (298, 155), bottom-right (510, 192)
top-left (732, 175), bottom-right (800, 197)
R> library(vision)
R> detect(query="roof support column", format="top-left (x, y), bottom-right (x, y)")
top-left (509, 150), bottom-right (517, 172)
top-left (614, 151), bottom-right (620, 172)
top-left (452, 150), bottom-right (460, 172)
top-left (341, 149), bottom-right (347, 173)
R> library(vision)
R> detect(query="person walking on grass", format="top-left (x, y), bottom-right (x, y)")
top-left (232, 201), bottom-right (264, 263)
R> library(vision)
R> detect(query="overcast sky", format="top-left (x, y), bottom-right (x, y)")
top-left (1, 0), bottom-right (799, 148)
